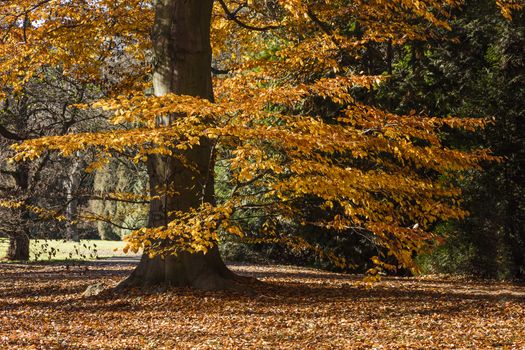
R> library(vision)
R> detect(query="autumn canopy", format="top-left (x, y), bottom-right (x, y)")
top-left (1, 0), bottom-right (519, 288)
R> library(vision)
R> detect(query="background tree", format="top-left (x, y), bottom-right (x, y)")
top-left (0, 1), bottom-right (152, 260)
top-left (376, 0), bottom-right (524, 279)
top-left (0, 68), bottom-right (102, 259)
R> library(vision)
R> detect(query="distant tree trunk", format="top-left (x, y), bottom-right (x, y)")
top-left (6, 162), bottom-right (30, 261)
top-left (386, 40), bottom-right (393, 75)
top-left (64, 157), bottom-right (81, 242)
top-left (505, 192), bottom-right (524, 280)
top-left (120, 0), bottom-right (238, 290)
top-left (6, 231), bottom-right (30, 261)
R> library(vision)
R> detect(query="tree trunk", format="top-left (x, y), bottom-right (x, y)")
top-left (5, 162), bottom-right (31, 261)
top-left (6, 231), bottom-right (30, 261)
top-left (120, 0), bottom-right (239, 290)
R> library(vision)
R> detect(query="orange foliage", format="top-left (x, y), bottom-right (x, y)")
top-left (1, 0), bottom-right (516, 275)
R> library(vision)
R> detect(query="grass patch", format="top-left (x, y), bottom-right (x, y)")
top-left (0, 239), bottom-right (129, 261)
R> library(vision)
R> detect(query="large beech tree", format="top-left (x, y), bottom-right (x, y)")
top-left (1, 0), bottom-right (522, 288)
top-left (120, 0), bottom-right (238, 289)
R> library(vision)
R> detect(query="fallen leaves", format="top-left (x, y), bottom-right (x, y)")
top-left (1, 262), bottom-right (524, 349)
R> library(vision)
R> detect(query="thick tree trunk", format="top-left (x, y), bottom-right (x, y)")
top-left (120, 0), bottom-right (239, 290)
top-left (6, 231), bottom-right (30, 261)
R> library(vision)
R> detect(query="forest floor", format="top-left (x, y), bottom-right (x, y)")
top-left (1, 262), bottom-right (524, 349)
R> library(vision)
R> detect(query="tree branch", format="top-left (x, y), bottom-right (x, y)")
top-left (0, 124), bottom-right (24, 141)
top-left (211, 66), bottom-right (231, 75)
top-left (306, 7), bottom-right (341, 49)
top-left (216, 0), bottom-right (280, 32)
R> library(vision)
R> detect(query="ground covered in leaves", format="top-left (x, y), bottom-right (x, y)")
top-left (1, 262), bottom-right (524, 349)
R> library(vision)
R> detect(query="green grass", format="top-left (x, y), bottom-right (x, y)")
top-left (0, 239), bottom-right (130, 262)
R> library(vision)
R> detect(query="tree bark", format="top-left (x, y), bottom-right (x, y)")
top-left (120, 0), bottom-right (239, 290)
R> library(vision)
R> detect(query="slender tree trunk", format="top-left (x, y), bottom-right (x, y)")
top-left (505, 195), bottom-right (524, 280)
top-left (64, 158), bottom-right (81, 242)
top-left (120, 0), bottom-right (239, 290)
top-left (386, 40), bottom-right (393, 75)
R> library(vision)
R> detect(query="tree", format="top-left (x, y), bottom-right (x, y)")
top-left (377, 0), bottom-right (524, 279)
top-left (0, 68), bottom-right (102, 259)
top-left (3, 0), bottom-right (520, 287)
top-left (118, 0), bottom-right (241, 289)
top-left (1, 104), bottom-right (31, 260)
top-left (0, 1), bottom-right (149, 259)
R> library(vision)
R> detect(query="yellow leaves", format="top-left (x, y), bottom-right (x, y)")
top-left (226, 225), bottom-right (244, 238)
top-left (496, 0), bottom-right (524, 20)
top-left (1, 0), bottom-right (497, 276)
top-left (0, 0), bottom-right (461, 98)
top-left (7, 74), bottom-right (485, 271)
top-left (0, 200), bottom-right (23, 209)
top-left (69, 103), bottom-right (89, 110)
top-left (0, 0), bottom-right (153, 95)
top-left (85, 157), bottom-right (110, 173)
top-left (123, 202), bottom-right (238, 258)
top-left (94, 93), bottom-right (224, 127)
top-left (0, 200), bottom-right (66, 221)
top-left (9, 74), bottom-right (491, 272)
top-left (364, 221), bottom-right (440, 274)
top-left (238, 167), bottom-right (255, 182)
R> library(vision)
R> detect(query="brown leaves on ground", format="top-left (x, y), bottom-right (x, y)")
top-left (1, 262), bottom-right (524, 349)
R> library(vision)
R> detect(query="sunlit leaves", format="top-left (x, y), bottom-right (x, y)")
top-left (2, 0), bottom-right (515, 274)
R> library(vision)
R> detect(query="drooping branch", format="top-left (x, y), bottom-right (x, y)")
top-left (305, 7), bottom-right (354, 66)
top-left (216, 0), bottom-right (280, 32)
top-left (211, 66), bottom-right (231, 75)
top-left (78, 210), bottom-right (143, 231)
top-left (306, 7), bottom-right (342, 50)
top-left (0, 124), bottom-right (24, 141)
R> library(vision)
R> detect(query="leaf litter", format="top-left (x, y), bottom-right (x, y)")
top-left (1, 262), bottom-right (524, 349)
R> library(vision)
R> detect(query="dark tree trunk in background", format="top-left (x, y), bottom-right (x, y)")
top-left (5, 162), bottom-right (31, 261)
top-left (120, 0), bottom-right (238, 290)
top-left (6, 231), bottom-right (30, 261)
